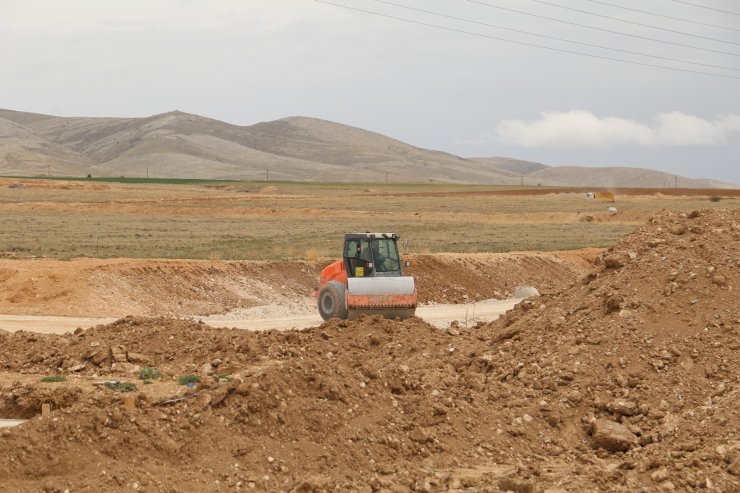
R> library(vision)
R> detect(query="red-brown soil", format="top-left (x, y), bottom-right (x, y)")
top-left (0, 209), bottom-right (737, 492)
top-left (0, 251), bottom-right (597, 318)
top-left (410, 187), bottom-right (740, 197)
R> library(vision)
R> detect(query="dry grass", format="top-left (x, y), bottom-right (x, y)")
top-left (0, 179), bottom-right (734, 260)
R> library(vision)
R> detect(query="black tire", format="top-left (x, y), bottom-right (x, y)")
top-left (318, 281), bottom-right (348, 320)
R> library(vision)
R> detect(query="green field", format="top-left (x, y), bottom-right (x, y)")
top-left (0, 178), bottom-right (735, 260)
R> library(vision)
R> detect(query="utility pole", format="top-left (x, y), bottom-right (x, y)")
top-left (146, 167), bottom-right (149, 179)
top-left (520, 175), bottom-right (523, 186)
top-left (385, 171), bottom-right (389, 184)
top-left (674, 176), bottom-right (678, 189)
top-left (266, 169), bottom-right (269, 182)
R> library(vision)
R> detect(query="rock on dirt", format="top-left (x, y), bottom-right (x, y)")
top-left (591, 419), bottom-right (638, 452)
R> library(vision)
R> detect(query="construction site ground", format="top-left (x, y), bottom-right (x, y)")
top-left (1, 209), bottom-right (739, 492)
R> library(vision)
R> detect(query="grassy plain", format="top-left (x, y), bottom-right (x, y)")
top-left (0, 178), bottom-right (736, 260)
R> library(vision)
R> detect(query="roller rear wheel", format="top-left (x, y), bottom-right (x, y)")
top-left (318, 281), bottom-right (348, 320)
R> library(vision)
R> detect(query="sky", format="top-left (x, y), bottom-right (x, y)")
top-left (1, 0), bottom-right (739, 184)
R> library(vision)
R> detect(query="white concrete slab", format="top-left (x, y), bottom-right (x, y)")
top-left (0, 419), bottom-right (28, 428)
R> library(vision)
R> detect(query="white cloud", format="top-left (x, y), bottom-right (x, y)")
top-left (496, 110), bottom-right (740, 149)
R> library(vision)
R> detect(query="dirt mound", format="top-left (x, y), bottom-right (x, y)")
top-left (476, 208), bottom-right (740, 490)
top-left (408, 250), bottom-right (597, 303)
top-left (0, 210), bottom-right (737, 491)
top-left (0, 251), bottom-right (596, 317)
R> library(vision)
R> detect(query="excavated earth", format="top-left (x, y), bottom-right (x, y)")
top-left (0, 251), bottom-right (597, 317)
top-left (0, 210), bottom-right (738, 492)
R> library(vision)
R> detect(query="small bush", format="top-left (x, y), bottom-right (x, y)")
top-left (139, 367), bottom-right (161, 380)
top-left (104, 381), bottom-right (137, 392)
top-left (709, 195), bottom-right (721, 202)
top-left (178, 374), bottom-right (200, 386)
top-left (214, 374), bottom-right (232, 383)
top-left (40, 375), bottom-right (65, 383)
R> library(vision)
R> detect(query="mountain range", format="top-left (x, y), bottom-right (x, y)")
top-left (0, 108), bottom-right (734, 188)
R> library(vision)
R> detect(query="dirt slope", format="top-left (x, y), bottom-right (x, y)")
top-left (0, 251), bottom-right (597, 318)
top-left (0, 209), bottom-right (737, 492)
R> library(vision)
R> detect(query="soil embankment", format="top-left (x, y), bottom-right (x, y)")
top-left (0, 250), bottom-right (597, 318)
top-left (0, 209), bottom-right (737, 491)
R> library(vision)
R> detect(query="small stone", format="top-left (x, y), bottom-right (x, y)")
top-left (127, 352), bottom-right (149, 364)
top-left (201, 363), bottom-right (213, 376)
top-left (604, 255), bottom-right (625, 269)
top-left (409, 428), bottom-right (431, 444)
top-left (514, 285), bottom-right (540, 298)
top-left (110, 362), bottom-right (140, 374)
top-left (446, 327), bottom-right (460, 336)
top-left (89, 347), bottom-right (111, 366)
top-left (728, 459), bottom-right (740, 476)
top-left (211, 358), bottom-right (222, 367)
top-left (712, 275), bottom-right (726, 286)
top-left (267, 456), bottom-right (274, 464)
top-left (566, 390), bottom-right (582, 403)
top-left (68, 363), bottom-right (86, 372)
top-left (591, 419), bottom-right (638, 452)
top-left (659, 480), bottom-right (675, 491)
top-left (111, 345), bottom-right (127, 363)
top-left (651, 467), bottom-right (670, 482)
top-left (498, 478), bottom-right (536, 493)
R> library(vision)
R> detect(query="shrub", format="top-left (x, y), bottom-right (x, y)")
top-left (40, 375), bottom-right (66, 383)
top-left (138, 367), bottom-right (161, 380)
top-left (709, 195), bottom-right (721, 202)
top-left (104, 381), bottom-right (137, 392)
top-left (178, 374), bottom-right (200, 386)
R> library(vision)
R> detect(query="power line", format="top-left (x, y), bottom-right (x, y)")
top-left (373, 0), bottom-right (740, 72)
top-left (314, 0), bottom-right (740, 80)
top-left (530, 0), bottom-right (740, 45)
top-left (667, 0), bottom-right (740, 16)
top-left (464, 0), bottom-right (740, 58)
top-left (584, 0), bottom-right (740, 32)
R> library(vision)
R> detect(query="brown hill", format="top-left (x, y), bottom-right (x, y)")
top-left (0, 116), bottom-right (94, 176)
top-left (468, 156), bottom-right (549, 177)
top-left (528, 165), bottom-right (735, 189)
top-left (0, 108), bottom-right (735, 187)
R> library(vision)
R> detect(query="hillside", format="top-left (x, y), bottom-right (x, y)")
top-left (468, 156), bottom-right (549, 176)
top-left (0, 108), bottom-right (735, 187)
top-left (528, 165), bottom-right (733, 189)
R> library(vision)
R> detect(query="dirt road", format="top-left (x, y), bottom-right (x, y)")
top-left (0, 298), bottom-right (518, 334)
